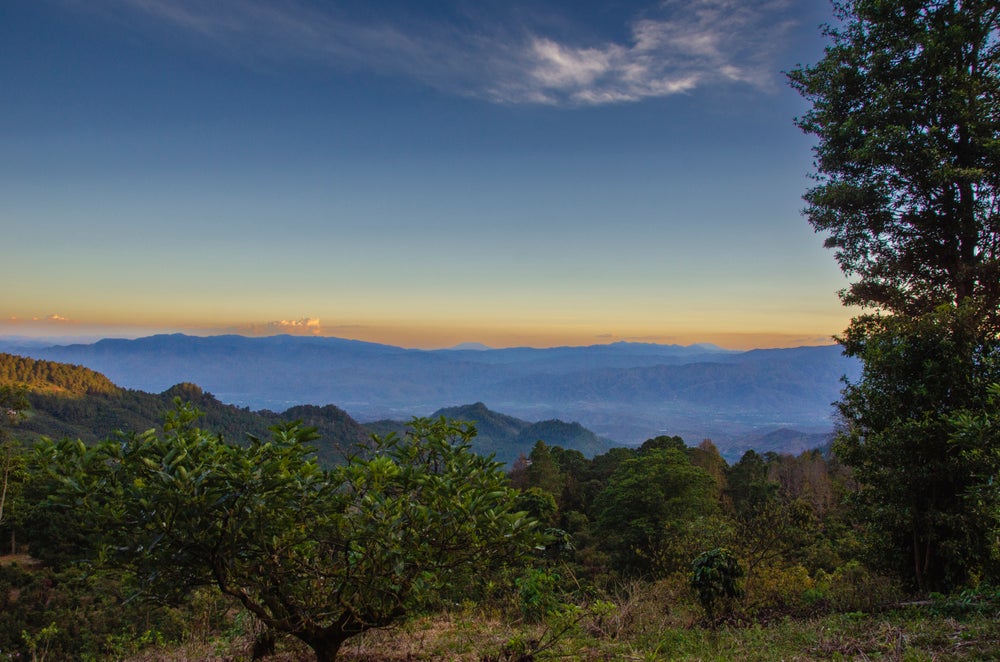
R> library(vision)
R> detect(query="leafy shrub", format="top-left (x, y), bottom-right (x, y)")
top-left (744, 563), bottom-right (814, 614)
top-left (930, 583), bottom-right (1000, 616)
top-left (0, 563), bottom-right (191, 660)
top-left (691, 548), bottom-right (744, 622)
top-left (819, 561), bottom-right (900, 612)
top-left (516, 567), bottom-right (564, 621)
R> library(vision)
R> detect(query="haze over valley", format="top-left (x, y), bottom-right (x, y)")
top-left (5, 333), bottom-right (857, 459)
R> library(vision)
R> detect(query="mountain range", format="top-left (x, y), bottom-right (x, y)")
top-left (3, 334), bottom-right (860, 459)
top-left (1, 353), bottom-right (614, 465)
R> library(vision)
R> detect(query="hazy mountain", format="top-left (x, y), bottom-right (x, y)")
top-left (14, 334), bottom-right (860, 455)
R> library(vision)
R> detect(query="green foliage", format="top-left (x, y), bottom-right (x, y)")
top-left (22, 621), bottom-right (58, 662)
top-left (930, 583), bottom-right (1000, 617)
top-left (726, 450), bottom-right (776, 518)
top-left (514, 487), bottom-right (558, 527)
top-left (814, 561), bottom-right (900, 614)
top-left (834, 307), bottom-right (1000, 589)
top-left (654, 515), bottom-right (736, 580)
top-left (594, 445), bottom-right (718, 576)
top-left (0, 439), bottom-right (27, 555)
top-left (0, 354), bottom-right (119, 397)
top-left (29, 405), bottom-right (540, 661)
top-left (790, 0), bottom-right (1000, 593)
top-left (691, 548), bottom-right (744, 622)
top-left (0, 562), bottom-right (192, 660)
top-left (516, 567), bottom-right (564, 622)
top-left (788, 0), bottom-right (1000, 317)
top-left (947, 383), bottom-right (1000, 580)
top-left (1, 385), bottom-right (30, 554)
top-left (1, 383), bottom-right (30, 432)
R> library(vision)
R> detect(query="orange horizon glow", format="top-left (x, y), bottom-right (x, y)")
top-left (0, 314), bottom-right (846, 351)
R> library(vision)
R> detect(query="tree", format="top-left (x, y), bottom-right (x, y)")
top-left (948, 383), bottom-right (1000, 580)
top-left (0, 384), bottom-right (29, 554)
top-left (788, 0), bottom-right (1000, 319)
top-left (524, 440), bottom-right (565, 501)
top-left (30, 404), bottom-right (539, 662)
top-left (593, 445), bottom-right (718, 575)
top-left (725, 450), bottom-right (776, 519)
top-left (789, 0), bottom-right (1000, 590)
top-left (834, 308), bottom-right (1000, 587)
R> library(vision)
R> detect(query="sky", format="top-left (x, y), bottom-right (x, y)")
top-left (0, 0), bottom-right (852, 350)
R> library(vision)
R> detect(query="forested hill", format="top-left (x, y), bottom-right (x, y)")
top-left (0, 353), bottom-right (369, 464)
top-left (425, 402), bottom-right (616, 463)
top-left (1, 355), bottom-right (616, 466)
top-left (0, 352), bottom-right (120, 396)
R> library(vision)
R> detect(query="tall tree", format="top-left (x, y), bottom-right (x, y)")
top-left (789, 0), bottom-right (1000, 589)
top-left (834, 307), bottom-right (1000, 587)
top-left (593, 445), bottom-right (717, 576)
top-left (0, 384), bottom-right (29, 554)
top-left (788, 0), bottom-right (1000, 319)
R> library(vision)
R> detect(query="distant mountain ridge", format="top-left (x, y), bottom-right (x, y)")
top-left (5, 334), bottom-right (860, 457)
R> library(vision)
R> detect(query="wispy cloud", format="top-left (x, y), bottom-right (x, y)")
top-left (94, 0), bottom-right (797, 106)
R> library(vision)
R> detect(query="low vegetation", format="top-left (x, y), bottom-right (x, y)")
top-left (2, 382), bottom-right (999, 660)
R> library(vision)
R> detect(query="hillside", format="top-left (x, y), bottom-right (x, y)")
top-left (417, 402), bottom-right (617, 465)
top-left (0, 353), bottom-right (368, 464)
top-left (1, 355), bottom-right (617, 466)
top-left (0, 352), bottom-right (120, 396)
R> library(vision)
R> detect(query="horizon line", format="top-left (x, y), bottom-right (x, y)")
top-left (0, 328), bottom-right (839, 353)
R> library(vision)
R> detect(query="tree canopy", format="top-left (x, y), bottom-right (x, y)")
top-left (790, 0), bottom-right (1000, 590)
top-left (31, 405), bottom-right (540, 662)
top-left (789, 0), bottom-right (1000, 320)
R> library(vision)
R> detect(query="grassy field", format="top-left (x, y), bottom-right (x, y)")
top-left (122, 587), bottom-right (1000, 661)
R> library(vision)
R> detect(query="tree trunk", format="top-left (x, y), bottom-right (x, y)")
top-left (310, 642), bottom-right (341, 662)
top-left (913, 528), bottom-right (924, 591)
top-left (299, 631), bottom-right (346, 662)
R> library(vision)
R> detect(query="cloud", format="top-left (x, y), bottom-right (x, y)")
top-left (0, 313), bottom-right (76, 328)
top-left (96, 0), bottom-right (798, 106)
top-left (225, 319), bottom-right (316, 336)
top-left (263, 317), bottom-right (323, 335)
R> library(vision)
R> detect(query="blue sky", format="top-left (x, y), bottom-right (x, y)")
top-left (0, 0), bottom-right (850, 349)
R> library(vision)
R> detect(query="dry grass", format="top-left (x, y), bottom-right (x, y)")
top-left (0, 553), bottom-right (42, 568)
top-left (122, 590), bottom-right (1000, 662)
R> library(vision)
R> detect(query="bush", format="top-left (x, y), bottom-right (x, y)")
top-left (0, 563), bottom-right (191, 660)
top-left (691, 548), bottom-right (744, 622)
top-left (744, 563), bottom-right (814, 614)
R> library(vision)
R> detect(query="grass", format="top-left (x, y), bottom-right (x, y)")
top-left (122, 600), bottom-right (1000, 661)
top-left (8, 553), bottom-right (996, 661)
